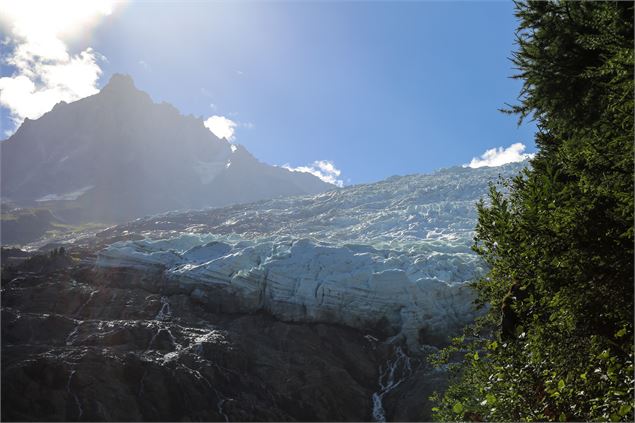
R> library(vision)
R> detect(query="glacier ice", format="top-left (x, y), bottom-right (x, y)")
top-left (96, 162), bottom-right (526, 348)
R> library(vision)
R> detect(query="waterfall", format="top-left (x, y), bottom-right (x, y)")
top-left (155, 296), bottom-right (172, 321)
top-left (146, 329), bottom-right (160, 351)
top-left (73, 290), bottom-right (98, 317)
top-left (371, 346), bottom-right (412, 422)
top-left (138, 369), bottom-right (148, 397)
top-left (66, 370), bottom-right (83, 419)
top-left (166, 327), bottom-right (180, 350)
top-left (184, 364), bottom-right (230, 422)
top-left (146, 327), bottom-right (179, 351)
top-left (66, 322), bottom-right (80, 346)
top-left (216, 396), bottom-right (229, 423)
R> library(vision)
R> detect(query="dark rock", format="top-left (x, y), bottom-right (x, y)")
top-left (2, 259), bottom-right (443, 421)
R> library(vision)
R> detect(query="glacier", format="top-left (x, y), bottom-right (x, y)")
top-left (96, 162), bottom-right (526, 350)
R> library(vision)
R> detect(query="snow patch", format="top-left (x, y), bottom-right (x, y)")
top-left (36, 185), bottom-right (94, 201)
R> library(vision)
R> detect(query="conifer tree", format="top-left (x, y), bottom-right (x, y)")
top-left (432, 1), bottom-right (634, 421)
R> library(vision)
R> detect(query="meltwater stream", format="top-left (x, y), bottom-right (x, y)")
top-left (66, 369), bottom-right (83, 419)
top-left (155, 296), bottom-right (172, 321)
top-left (371, 346), bottom-right (413, 422)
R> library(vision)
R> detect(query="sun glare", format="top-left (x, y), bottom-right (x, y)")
top-left (0, 0), bottom-right (119, 43)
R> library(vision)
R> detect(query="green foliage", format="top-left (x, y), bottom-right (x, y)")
top-left (432, 1), bottom-right (634, 421)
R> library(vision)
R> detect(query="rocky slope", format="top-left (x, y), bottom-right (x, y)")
top-left (1, 162), bottom-right (526, 421)
top-left (2, 256), bottom-right (443, 421)
top-left (0, 74), bottom-right (332, 224)
top-left (0, 208), bottom-right (62, 244)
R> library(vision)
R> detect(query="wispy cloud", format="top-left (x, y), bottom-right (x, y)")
top-left (200, 87), bottom-right (212, 98)
top-left (0, 0), bottom-right (119, 132)
top-left (464, 142), bottom-right (533, 168)
top-left (282, 160), bottom-right (344, 187)
top-left (204, 115), bottom-right (237, 141)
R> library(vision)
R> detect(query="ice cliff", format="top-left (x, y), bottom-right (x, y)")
top-left (96, 162), bottom-right (526, 349)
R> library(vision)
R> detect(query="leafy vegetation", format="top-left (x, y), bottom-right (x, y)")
top-left (431, 1), bottom-right (634, 421)
top-left (1, 206), bottom-right (106, 245)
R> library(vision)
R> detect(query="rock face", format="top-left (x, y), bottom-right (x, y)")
top-left (1, 260), bottom-right (443, 422)
top-left (2, 162), bottom-right (527, 421)
top-left (0, 74), bottom-right (332, 223)
top-left (0, 208), bottom-right (61, 244)
top-left (96, 162), bottom-right (525, 348)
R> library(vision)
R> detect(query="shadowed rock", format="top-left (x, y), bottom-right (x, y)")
top-left (1, 74), bottom-right (333, 225)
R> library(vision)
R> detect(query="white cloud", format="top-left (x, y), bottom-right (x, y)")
top-left (282, 160), bottom-right (344, 187)
top-left (0, 0), bottom-right (118, 131)
top-left (464, 142), bottom-right (534, 169)
top-left (204, 115), bottom-right (237, 141)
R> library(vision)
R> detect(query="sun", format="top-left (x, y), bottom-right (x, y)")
top-left (0, 0), bottom-right (122, 45)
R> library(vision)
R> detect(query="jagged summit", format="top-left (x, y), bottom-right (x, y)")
top-left (102, 73), bottom-right (137, 92)
top-left (0, 74), bottom-right (333, 224)
top-left (97, 73), bottom-right (152, 107)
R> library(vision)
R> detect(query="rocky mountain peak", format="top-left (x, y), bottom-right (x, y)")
top-left (102, 73), bottom-right (137, 93)
top-left (0, 74), bottom-right (333, 224)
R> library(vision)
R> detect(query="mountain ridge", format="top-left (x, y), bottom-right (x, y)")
top-left (0, 74), bottom-right (333, 224)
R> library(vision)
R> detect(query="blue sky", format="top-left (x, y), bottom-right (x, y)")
top-left (0, 1), bottom-right (536, 186)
